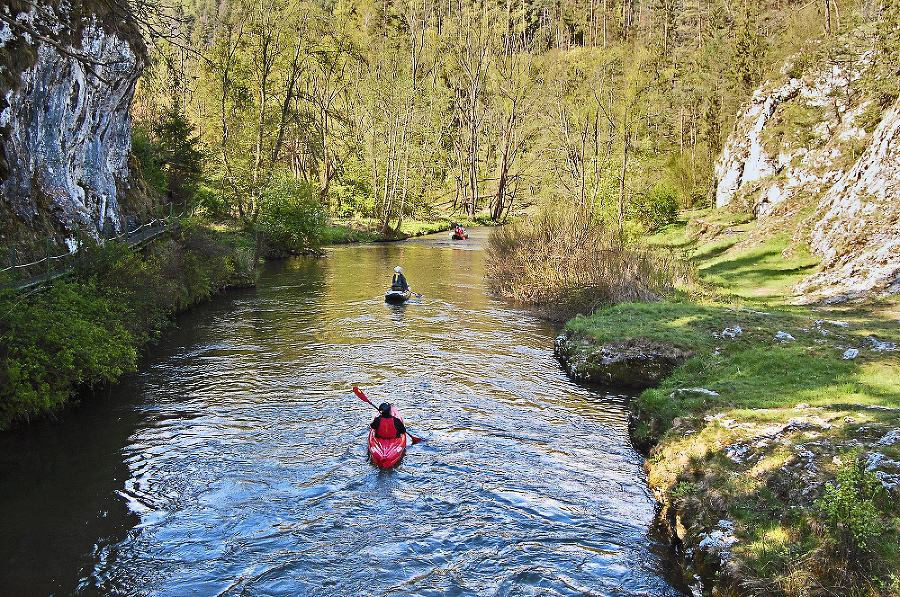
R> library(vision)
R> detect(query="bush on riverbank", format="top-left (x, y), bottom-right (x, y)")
top-left (0, 221), bottom-right (257, 429)
top-left (485, 206), bottom-right (695, 320)
top-left (257, 178), bottom-right (328, 255)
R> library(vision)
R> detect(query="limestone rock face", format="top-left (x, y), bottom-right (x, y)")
top-left (713, 42), bottom-right (899, 302)
top-left (792, 98), bottom-right (900, 302)
top-left (0, 2), bottom-right (147, 241)
top-left (714, 78), bottom-right (803, 210)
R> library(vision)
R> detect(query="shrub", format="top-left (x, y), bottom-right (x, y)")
top-left (0, 223), bottom-right (256, 429)
top-left (485, 204), bottom-right (692, 319)
top-left (813, 455), bottom-right (892, 589)
top-left (131, 133), bottom-right (167, 194)
top-left (257, 177), bottom-right (327, 254)
top-left (193, 180), bottom-right (232, 221)
top-left (0, 281), bottom-right (138, 427)
top-left (816, 457), bottom-right (885, 555)
top-left (331, 174), bottom-right (374, 219)
top-left (633, 183), bottom-right (679, 231)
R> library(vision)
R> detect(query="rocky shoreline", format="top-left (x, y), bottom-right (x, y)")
top-left (554, 327), bottom-right (900, 596)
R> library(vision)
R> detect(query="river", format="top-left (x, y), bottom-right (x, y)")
top-left (0, 228), bottom-right (685, 597)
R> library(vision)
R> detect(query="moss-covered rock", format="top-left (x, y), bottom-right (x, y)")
top-left (554, 328), bottom-right (696, 389)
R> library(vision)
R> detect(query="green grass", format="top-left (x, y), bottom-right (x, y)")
top-left (645, 208), bottom-right (821, 299)
top-left (581, 206), bottom-right (900, 597)
top-left (324, 212), bottom-right (507, 244)
top-left (698, 235), bottom-right (820, 298)
top-left (319, 223), bottom-right (380, 244)
top-left (399, 219), bottom-right (451, 237)
top-left (567, 298), bottom-right (900, 428)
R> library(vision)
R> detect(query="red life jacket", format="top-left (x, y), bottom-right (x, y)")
top-left (376, 416), bottom-right (400, 439)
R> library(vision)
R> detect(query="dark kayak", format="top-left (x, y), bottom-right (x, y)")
top-left (385, 288), bottom-right (411, 303)
top-left (368, 405), bottom-right (407, 468)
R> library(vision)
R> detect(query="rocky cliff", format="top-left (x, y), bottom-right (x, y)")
top-left (714, 38), bottom-right (900, 304)
top-left (0, 1), bottom-right (148, 248)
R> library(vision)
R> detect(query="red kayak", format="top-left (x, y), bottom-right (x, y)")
top-left (368, 405), bottom-right (408, 468)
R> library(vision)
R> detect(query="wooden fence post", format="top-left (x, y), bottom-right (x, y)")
top-left (46, 236), bottom-right (51, 279)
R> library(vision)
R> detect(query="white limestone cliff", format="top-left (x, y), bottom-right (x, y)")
top-left (0, 1), bottom-right (147, 243)
top-left (792, 97), bottom-right (900, 302)
top-left (713, 44), bottom-right (899, 302)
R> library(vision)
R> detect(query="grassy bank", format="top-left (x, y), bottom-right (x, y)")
top-left (323, 214), bottom-right (506, 244)
top-left (560, 209), bottom-right (900, 596)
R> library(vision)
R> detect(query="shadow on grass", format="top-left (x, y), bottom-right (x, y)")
top-left (692, 240), bottom-right (737, 261)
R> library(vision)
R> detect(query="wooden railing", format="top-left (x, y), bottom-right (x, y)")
top-left (1, 203), bottom-right (185, 291)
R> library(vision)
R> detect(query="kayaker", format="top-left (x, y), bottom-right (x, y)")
top-left (391, 266), bottom-right (409, 291)
top-left (371, 402), bottom-right (407, 439)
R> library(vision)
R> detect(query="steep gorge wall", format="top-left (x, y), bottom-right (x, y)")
top-left (714, 40), bottom-right (900, 303)
top-left (0, 1), bottom-right (148, 248)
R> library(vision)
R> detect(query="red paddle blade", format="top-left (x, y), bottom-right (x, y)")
top-left (352, 386), bottom-right (375, 408)
top-left (408, 434), bottom-right (425, 444)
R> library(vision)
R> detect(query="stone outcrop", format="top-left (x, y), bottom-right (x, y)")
top-left (792, 96), bottom-right (900, 302)
top-left (554, 330), bottom-right (695, 389)
top-left (0, 1), bottom-right (148, 245)
top-left (713, 40), bottom-right (899, 303)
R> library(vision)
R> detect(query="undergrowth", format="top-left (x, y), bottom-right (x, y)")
top-left (0, 221), bottom-right (255, 429)
top-left (485, 206), bottom-right (696, 320)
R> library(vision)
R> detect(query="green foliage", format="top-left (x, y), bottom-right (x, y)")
top-left (331, 169), bottom-right (375, 219)
top-left (137, 0), bottom-right (885, 239)
top-left (131, 133), bottom-right (167, 194)
top-left (877, 0), bottom-right (900, 99)
top-left (0, 224), bottom-right (255, 429)
top-left (764, 101), bottom-right (825, 154)
top-left (855, 95), bottom-right (893, 134)
top-left (633, 183), bottom-right (679, 231)
top-left (731, 12), bottom-right (769, 94)
top-left (0, 281), bottom-right (138, 427)
top-left (193, 180), bottom-right (232, 220)
top-left (153, 105), bottom-right (204, 197)
top-left (131, 104), bottom-right (204, 203)
top-left (257, 177), bottom-right (327, 254)
top-left (816, 457), bottom-right (886, 554)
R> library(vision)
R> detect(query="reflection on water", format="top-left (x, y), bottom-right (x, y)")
top-left (0, 229), bottom-right (685, 597)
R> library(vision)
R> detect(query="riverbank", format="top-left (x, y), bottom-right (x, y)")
top-left (555, 210), bottom-right (900, 596)
top-left (0, 220), bottom-right (259, 429)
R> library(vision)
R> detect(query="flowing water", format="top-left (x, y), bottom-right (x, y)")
top-left (0, 229), bottom-right (685, 597)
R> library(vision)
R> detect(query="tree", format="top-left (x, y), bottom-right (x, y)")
top-left (488, 49), bottom-right (539, 221)
top-left (445, 3), bottom-right (493, 218)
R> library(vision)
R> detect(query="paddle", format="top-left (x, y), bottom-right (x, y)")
top-left (352, 386), bottom-right (425, 444)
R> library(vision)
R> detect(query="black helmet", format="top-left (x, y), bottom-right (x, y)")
top-left (378, 402), bottom-right (391, 414)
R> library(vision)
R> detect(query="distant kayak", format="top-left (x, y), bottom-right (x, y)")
top-left (450, 224), bottom-right (468, 240)
top-left (368, 405), bottom-right (407, 468)
top-left (451, 232), bottom-right (467, 240)
top-left (385, 288), bottom-right (411, 303)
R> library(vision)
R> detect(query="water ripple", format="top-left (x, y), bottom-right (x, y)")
top-left (75, 237), bottom-right (684, 597)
